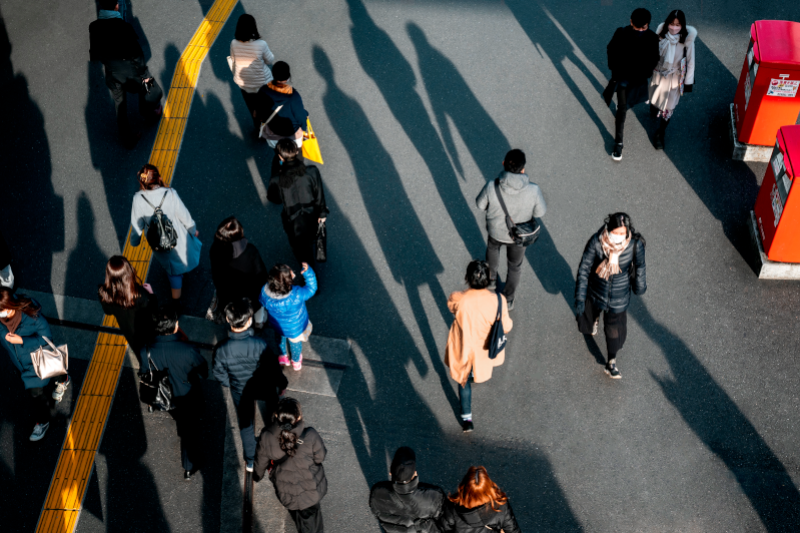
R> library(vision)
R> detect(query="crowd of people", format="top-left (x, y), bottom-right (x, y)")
top-left (0, 3), bottom-right (701, 532)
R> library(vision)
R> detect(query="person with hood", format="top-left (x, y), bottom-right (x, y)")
top-left (253, 397), bottom-right (327, 533)
top-left (257, 61), bottom-right (309, 148)
top-left (475, 149), bottom-right (546, 310)
top-left (574, 213), bottom-right (647, 379)
top-left (441, 466), bottom-right (521, 533)
top-left (369, 446), bottom-right (446, 533)
top-left (648, 10), bottom-right (696, 149)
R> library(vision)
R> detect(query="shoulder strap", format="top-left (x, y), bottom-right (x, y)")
top-left (495, 292), bottom-right (502, 321)
top-left (264, 104), bottom-right (284, 125)
top-left (139, 189), bottom-right (169, 211)
top-left (147, 350), bottom-right (159, 371)
top-left (272, 427), bottom-right (311, 467)
top-left (493, 179), bottom-right (514, 223)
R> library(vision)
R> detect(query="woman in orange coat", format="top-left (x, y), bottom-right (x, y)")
top-left (445, 260), bottom-right (513, 433)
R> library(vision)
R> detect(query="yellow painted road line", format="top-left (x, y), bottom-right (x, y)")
top-left (35, 1), bottom-right (238, 531)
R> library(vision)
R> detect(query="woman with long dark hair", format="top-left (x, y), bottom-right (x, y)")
top-left (230, 14), bottom-right (275, 132)
top-left (575, 213), bottom-right (647, 378)
top-left (267, 138), bottom-right (328, 266)
top-left (441, 466), bottom-right (521, 532)
top-left (0, 288), bottom-right (70, 441)
top-left (253, 398), bottom-right (327, 533)
top-left (98, 255), bottom-right (158, 361)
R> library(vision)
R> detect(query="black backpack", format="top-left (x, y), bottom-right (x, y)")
top-left (141, 190), bottom-right (178, 252)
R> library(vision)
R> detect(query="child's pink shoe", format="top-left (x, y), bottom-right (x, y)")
top-left (292, 355), bottom-right (303, 371)
top-left (278, 355), bottom-right (290, 366)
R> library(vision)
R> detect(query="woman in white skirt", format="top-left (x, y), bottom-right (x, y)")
top-left (649, 9), bottom-right (696, 149)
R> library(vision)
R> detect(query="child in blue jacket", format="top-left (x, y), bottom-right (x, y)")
top-left (259, 263), bottom-right (317, 370)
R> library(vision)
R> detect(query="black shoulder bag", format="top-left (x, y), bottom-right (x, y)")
top-left (486, 292), bottom-right (507, 360)
top-left (494, 179), bottom-right (540, 246)
top-left (139, 353), bottom-right (175, 411)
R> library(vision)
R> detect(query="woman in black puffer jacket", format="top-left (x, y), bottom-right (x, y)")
top-left (442, 466), bottom-right (521, 533)
top-left (575, 212), bottom-right (646, 379)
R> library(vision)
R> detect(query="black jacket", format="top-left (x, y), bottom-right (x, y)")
top-left (209, 238), bottom-right (268, 311)
top-left (370, 477), bottom-right (446, 533)
top-left (100, 290), bottom-right (158, 358)
top-left (212, 328), bottom-right (288, 401)
top-left (575, 228), bottom-right (647, 314)
top-left (268, 161), bottom-right (329, 239)
top-left (140, 333), bottom-right (208, 397)
top-left (89, 18), bottom-right (149, 86)
top-left (441, 501), bottom-right (521, 533)
top-left (606, 26), bottom-right (660, 85)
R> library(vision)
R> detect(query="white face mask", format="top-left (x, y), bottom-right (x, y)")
top-left (608, 232), bottom-right (627, 245)
top-left (668, 24), bottom-right (681, 35)
top-left (0, 310), bottom-right (9, 318)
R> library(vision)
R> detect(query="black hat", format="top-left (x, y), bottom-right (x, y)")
top-left (272, 61), bottom-right (291, 82)
top-left (390, 447), bottom-right (416, 483)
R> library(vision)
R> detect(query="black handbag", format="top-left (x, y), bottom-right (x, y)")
top-left (493, 179), bottom-right (540, 246)
top-left (316, 219), bottom-right (327, 263)
top-left (139, 354), bottom-right (175, 411)
top-left (486, 292), bottom-right (507, 360)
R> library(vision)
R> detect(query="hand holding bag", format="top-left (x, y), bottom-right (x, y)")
top-left (486, 292), bottom-right (507, 360)
top-left (493, 179), bottom-right (540, 246)
top-left (138, 354), bottom-right (175, 411)
top-left (30, 336), bottom-right (68, 380)
top-left (302, 118), bottom-right (324, 164)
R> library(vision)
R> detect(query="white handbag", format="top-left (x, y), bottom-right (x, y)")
top-left (30, 336), bottom-right (69, 380)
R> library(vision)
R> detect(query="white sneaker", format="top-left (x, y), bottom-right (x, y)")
top-left (52, 377), bottom-right (70, 402)
top-left (592, 319), bottom-right (599, 336)
top-left (246, 460), bottom-right (254, 472)
top-left (30, 422), bottom-right (50, 441)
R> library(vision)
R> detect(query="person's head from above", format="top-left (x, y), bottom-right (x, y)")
top-left (137, 163), bottom-right (164, 191)
top-left (99, 0), bottom-right (119, 11)
top-left (275, 138), bottom-right (306, 185)
top-left (465, 260), bottom-right (490, 290)
top-left (215, 216), bottom-right (245, 243)
top-left (276, 138), bottom-right (300, 162)
top-left (630, 7), bottom-right (651, 31)
top-left (235, 14), bottom-right (260, 42)
top-left (98, 255), bottom-right (142, 308)
top-left (0, 287), bottom-right (38, 319)
top-left (153, 303), bottom-right (180, 336)
top-left (502, 149), bottom-right (526, 174)
top-left (275, 397), bottom-right (304, 456)
top-left (268, 264), bottom-right (294, 296)
top-left (658, 9), bottom-right (688, 42)
top-left (449, 466), bottom-right (508, 510)
top-left (272, 61), bottom-right (291, 84)
top-left (224, 298), bottom-right (253, 332)
top-left (390, 446), bottom-right (417, 484)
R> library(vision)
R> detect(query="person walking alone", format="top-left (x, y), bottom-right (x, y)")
top-left (574, 213), bottom-right (646, 379)
top-left (475, 149), bottom-right (546, 310)
top-left (230, 14), bottom-right (275, 133)
top-left (445, 261), bottom-right (512, 433)
top-left (369, 446), bottom-right (446, 533)
top-left (441, 466), bottom-right (521, 533)
top-left (253, 397), bottom-right (327, 533)
top-left (648, 10), bottom-right (696, 149)
top-left (604, 7), bottom-right (660, 161)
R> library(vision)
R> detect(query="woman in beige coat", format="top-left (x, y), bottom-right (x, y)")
top-left (445, 260), bottom-right (513, 433)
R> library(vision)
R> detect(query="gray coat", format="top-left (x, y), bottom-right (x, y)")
top-left (130, 187), bottom-right (202, 276)
top-left (476, 171), bottom-right (547, 244)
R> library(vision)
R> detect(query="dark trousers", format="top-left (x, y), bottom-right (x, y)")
top-left (458, 378), bottom-right (472, 420)
top-left (486, 236), bottom-right (525, 303)
top-left (28, 387), bottom-right (50, 425)
top-left (288, 503), bottom-right (324, 533)
top-left (287, 231), bottom-right (317, 267)
top-left (240, 89), bottom-right (261, 130)
top-left (230, 390), bottom-right (256, 462)
top-left (614, 87), bottom-right (628, 145)
top-left (170, 392), bottom-right (203, 471)
top-left (578, 298), bottom-right (628, 360)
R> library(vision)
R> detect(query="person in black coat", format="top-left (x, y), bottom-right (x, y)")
top-left (604, 7), bottom-right (660, 161)
top-left (209, 217), bottom-right (269, 326)
top-left (89, 0), bottom-right (163, 148)
top-left (140, 304), bottom-right (208, 480)
top-left (441, 466), bottom-right (521, 533)
top-left (575, 213), bottom-right (647, 379)
top-left (212, 298), bottom-right (287, 472)
top-left (268, 138), bottom-right (329, 266)
top-left (369, 447), bottom-right (446, 533)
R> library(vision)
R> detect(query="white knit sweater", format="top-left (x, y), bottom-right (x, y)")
top-left (230, 39), bottom-right (275, 92)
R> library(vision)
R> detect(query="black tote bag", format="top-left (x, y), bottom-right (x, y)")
top-left (139, 355), bottom-right (175, 411)
top-left (486, 292), bottom-right (507, 360)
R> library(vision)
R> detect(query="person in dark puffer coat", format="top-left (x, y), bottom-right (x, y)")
top-left (441, 466), bottom-right (521, 533)
top-left (369, 447), bottom-right (446, 533)
top-left (254, 398), bottom-right (327, 533)
top-left (575, 212), bottom-right (647, 379)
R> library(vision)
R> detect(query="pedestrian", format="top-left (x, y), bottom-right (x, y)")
top-left (369, 446), bottom-right (446, 533)
top-left (130, 164), bottom-right (202, 301)
top-left (213, 297), bottom-right (288, 473)
top-left (253, 397), bottom-right (327, 533)
top-left (140, 304), bottom-right (208, 480)
top-left (648, 10), bottom-right (696, 149)
top-left (0, 231), bottom-right (13, 289)
top-left (230, 14), bottom-right (275, 133)
top-left (257, 61), bottom-right (309, 149)
top-left (209, 216), bottom-right (269, 327)
top-left (441, 466), bottom-right (521, 533)
top-left (267, 138), bottom-right (328, 266)
top-left (574, 213), bottom-right (647, 379)
top-left (475, 149), bottom-right (546, 310)
top-left (89, 0), bottom-right (163, 149)
top-left (98, 255), bottom-right (158, 363)
top-left (444, 260), bottom-right (513, 433)
top-left (0, 288), bottom-right (70, 442)
top-left (259, 263), bottom-right (317, 371)
top-left (604, 7), bottom-right (660, 161)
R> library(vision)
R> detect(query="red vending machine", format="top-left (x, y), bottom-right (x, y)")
top-left (754, 126), bottom-right (800, 262)
top-left (733, 20), bottom-right (800, 147)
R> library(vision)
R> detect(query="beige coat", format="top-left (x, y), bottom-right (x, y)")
top-left (649, 24), bottom-right (697, 113)
top-left (444, 289), bottom-right (513, 387)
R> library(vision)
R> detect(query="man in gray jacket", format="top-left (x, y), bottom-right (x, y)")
top-left (476, 149), bottom-right (546, 310)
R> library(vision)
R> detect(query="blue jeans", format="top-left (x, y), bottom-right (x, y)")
top-left (230, 391), bottom-right (256, 462)
top-left (280, 336), bottom-right (303, 363)
top-left (459, 378), bottom-right (472, 421)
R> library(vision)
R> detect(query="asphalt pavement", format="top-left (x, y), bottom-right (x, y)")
top-left (2, 0), bottom-right (800, 531)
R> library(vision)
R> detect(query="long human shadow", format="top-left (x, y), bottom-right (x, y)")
top-left (64, 194), bottom-right (109, 320)
top-left (313, 45), bottom-right (461, 419)
top-left (630, 298), bottom-right (800, 531)
top-left (345, 0), bottom-right (485, 258)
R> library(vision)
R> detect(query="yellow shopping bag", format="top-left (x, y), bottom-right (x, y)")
top-left (302, 118), bottom-right (324, 164)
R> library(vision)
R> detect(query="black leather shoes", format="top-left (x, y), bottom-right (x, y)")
top-left (462, 420), bottom-right (474, 433)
